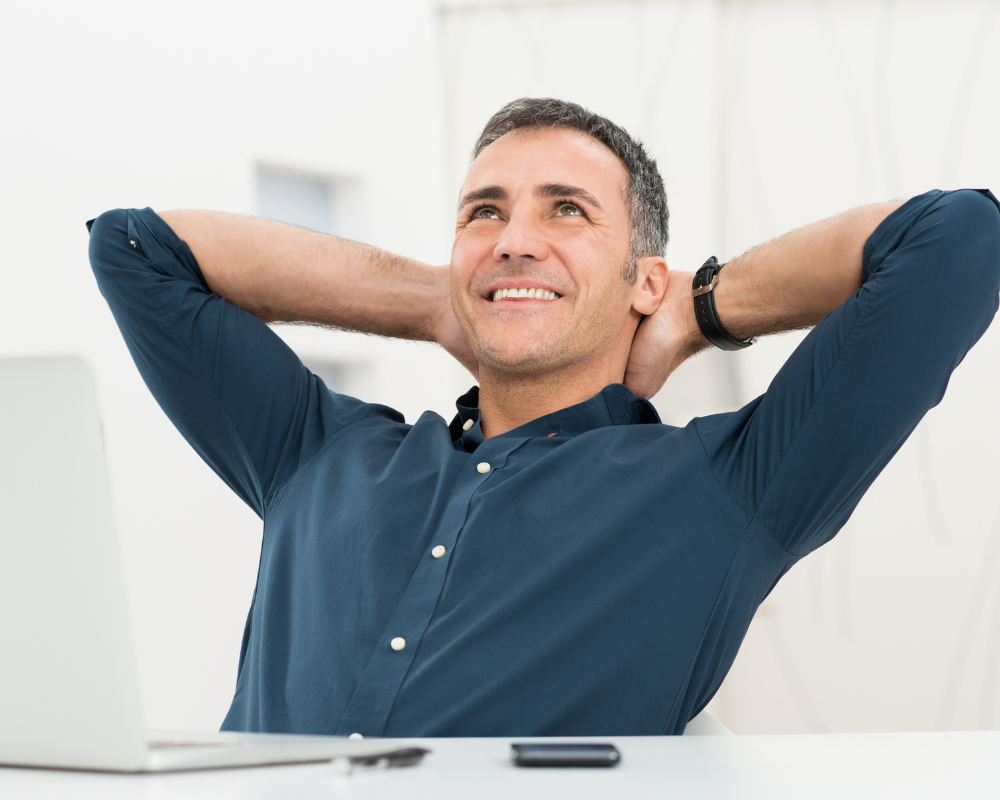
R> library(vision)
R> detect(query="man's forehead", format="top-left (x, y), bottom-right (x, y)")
top-left (460, 127), bottom-right (627, 202)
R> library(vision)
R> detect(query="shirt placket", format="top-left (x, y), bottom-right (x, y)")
top-left (336, 437), bottom-right (523, 737)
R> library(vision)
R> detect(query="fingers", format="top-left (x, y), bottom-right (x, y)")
top-left (623, 366), bottom-right (666, 400)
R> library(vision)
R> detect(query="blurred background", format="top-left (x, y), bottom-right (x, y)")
top-left (1, 0), bottom-right (998, 735)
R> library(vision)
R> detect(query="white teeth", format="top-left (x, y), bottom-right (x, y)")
top-left (490, 288), bottom-right (560, 301)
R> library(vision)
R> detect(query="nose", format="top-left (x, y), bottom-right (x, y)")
top-left (493, 207), bottom-right (550, 263)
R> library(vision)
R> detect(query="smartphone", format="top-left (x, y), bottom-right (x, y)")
top-left (510, 743), bottom-right (621, 767)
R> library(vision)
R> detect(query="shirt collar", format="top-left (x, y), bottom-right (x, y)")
top-left (449, 384), bottom-right (660, 450)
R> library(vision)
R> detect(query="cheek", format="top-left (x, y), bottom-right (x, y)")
top-left (454, 238), bottom-right (505, 308)
top-left (576, 268), bottom-right (633, 331)
top-left (563, 246), bottom-right (623, 303)
top-left (449, 243), bottom-right (476, 296)
top-left (451, 235), bottom-right (487, 283)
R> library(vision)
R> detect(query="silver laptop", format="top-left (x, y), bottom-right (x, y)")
top-left (0, 356), bottom-right (403, 772)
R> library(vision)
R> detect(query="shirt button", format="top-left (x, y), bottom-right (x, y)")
top-left (390, 637), bottom-right (406, 651)
top-left (477, 462), bottom-right (491, 474)
top-left (463, 418), bottom-right (474, 431)
top-left (431, 545), bottom-right (446, 558)
top-left (348, 733), bottom-right (364, 740)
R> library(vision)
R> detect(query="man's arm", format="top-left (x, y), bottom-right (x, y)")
top-left (711, 200), bottom-right (907, 341)
top-left (624, 200), bottom-right (905, 397)
top-left (89, 208), bottom-right (423, 516)
top-left (637, 189), bottom-right (1000, 557)
top-left (158, 210), bottom-right (478, 375)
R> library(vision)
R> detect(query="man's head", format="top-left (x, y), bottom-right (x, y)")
top-left (451, 98), bottom-right (670, 387)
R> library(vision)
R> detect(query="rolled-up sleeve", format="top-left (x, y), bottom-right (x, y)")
top-left (696, 189), bottom-right (1000, 556)
top-left (88, 207), bottom-right (380, 516)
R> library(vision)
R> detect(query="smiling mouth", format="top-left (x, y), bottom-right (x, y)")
top-left (490, 287), bottom-right (561, 301)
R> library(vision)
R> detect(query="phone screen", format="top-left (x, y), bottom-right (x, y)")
top-left (510, 743), bottom-right (621, 767)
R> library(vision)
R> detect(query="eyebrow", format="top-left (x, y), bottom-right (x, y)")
top-left (536, 183), bottom-right (604, 211)
top-left (458, 185), bottom-right (508, 212)
top-left (457, 183), bottom-right (605, 214)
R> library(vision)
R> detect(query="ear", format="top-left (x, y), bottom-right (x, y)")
top-left (631, 256), bottom-right (668, 315)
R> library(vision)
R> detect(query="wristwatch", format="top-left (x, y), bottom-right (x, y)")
top-left (691, 257), bottom-right (754, 351)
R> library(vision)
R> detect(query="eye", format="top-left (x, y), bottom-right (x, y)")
top-left (471, 206), bottom-right (500, 220)
top-left (555, 203), bottom-right (583, 216)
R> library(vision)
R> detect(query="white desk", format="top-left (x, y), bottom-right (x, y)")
top-left (2, 732), bottom-right (998, 799)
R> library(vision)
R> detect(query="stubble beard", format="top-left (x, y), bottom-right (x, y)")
top-left (461, 254), bottom-right (635, 386)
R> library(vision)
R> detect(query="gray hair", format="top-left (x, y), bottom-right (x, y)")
top-left (471, 97), bottom-right (669, 283)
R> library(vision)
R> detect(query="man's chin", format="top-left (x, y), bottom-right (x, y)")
top-left (474, 341), bottom-right (573, 378)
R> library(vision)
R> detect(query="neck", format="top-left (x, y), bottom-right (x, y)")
top-left (477, 358), bottom-right (626, 438)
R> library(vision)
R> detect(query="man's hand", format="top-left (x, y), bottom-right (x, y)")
top-left (623, 269), bottom-right (705, 399)
top-left (433, 283), bottom-right (480, 380)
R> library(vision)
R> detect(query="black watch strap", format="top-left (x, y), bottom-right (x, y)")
top-left (691, 257), bottom-right (754, 351)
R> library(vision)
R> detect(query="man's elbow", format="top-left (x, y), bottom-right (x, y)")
top-left (87, 209), bottom-right (134, 286)
top-left (940, 190), bottom-right (1000, 333)
top-left (944, 190), bottom-right (1000, 283)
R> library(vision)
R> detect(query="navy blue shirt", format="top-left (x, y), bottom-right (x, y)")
top-left (88, 189), bottom-right (1000, 736)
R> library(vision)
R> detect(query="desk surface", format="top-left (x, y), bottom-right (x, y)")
top-left (2, 731), bottom-right (999, 799)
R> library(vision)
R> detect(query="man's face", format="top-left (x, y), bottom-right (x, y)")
top-left (451, 127), bottom-right (642, 380)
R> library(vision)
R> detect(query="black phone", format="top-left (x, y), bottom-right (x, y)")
top-left (510, 743), bottom-right (621, 767)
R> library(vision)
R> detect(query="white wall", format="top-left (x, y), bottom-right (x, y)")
top-left (2, 0), bottom-right (998, 734)
top-left (714, 0), bottom-right (1000, 734)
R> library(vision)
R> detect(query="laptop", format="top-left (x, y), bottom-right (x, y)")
top-left (0, 356), bottom-right (406, 772)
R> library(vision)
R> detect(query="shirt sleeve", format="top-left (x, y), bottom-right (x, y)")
top-left (695, 189), bottom-right (1000, 556)
top-left (88, 208), bottom-right (396, 517)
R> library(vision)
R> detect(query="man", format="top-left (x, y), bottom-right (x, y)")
top-left (88, 98), bottom-right (1000, 737)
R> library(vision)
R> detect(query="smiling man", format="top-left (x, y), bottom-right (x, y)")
top-left (87, 98), bottom-right (1000, 736)
top-left (451, 123), bottom-right (668, 438)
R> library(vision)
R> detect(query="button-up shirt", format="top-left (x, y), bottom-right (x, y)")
top-left (87, 189), bottom-right (1000, 736)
